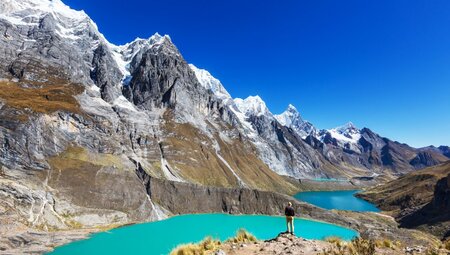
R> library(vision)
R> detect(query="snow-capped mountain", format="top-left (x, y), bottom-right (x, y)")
top-left (318, 122), bottom-right (362, 152)
top-left (274, 104), bottom-right (317, 139)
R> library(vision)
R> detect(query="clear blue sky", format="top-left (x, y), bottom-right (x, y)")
top-left (65, 0), bottom-right (450, 147)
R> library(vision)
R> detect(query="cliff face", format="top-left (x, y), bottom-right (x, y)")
top-left (433, 173), bottom-right (450, 212)
top-left (398, 173), bottom-right (450, 239)
top-left (140, 169), bottom-right (331, 219)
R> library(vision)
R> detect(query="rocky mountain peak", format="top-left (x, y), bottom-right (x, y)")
top-left (334, 121), bottom-right (359, 134)
top-left (274, 104), bottom-right (317, 139)
top-left (315, 122), bottom-right (362, 153)
top-left (108, 33), bottom-right (175, 85)
top-left (274, 104), bottom-right (303, 126)
top-left (438, 146), bottom-right (450, 158)
top-left (148, 32), bottom-right (171, 45)
top-left (286, 103), bottom-right (297, 112)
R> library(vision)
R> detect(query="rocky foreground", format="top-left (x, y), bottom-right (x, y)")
top-left (220, 233), bottom-right (334, 255)
top-left (175, 233), bottom-right (450, 255)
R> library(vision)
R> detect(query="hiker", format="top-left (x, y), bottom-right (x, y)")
top-left (284, 202), bottom-right (295, 235)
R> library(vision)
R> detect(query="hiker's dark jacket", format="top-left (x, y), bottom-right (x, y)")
top-left (285, 206), bottom-right (295, 217)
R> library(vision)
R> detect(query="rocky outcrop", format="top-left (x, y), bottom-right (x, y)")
top-left (218, 232), bottom-right (448, 255)
top-left (438, 146), bottom-right (450, 158)
top-left (397, 173), bottom-right (450, 239)
top-left (219, 233), bottom-right (336, 255)
top-left (433, 173), bottom-right (450, 212)
top-left (90, 43), bottom-right (123, 102)
top-left (409, 151), bottom-right (443, 169)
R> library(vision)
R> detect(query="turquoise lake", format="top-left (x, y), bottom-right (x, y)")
top-left (49, 214), bottom-right (358, 255)
top-left (311, 178), bottom-right (347, 182)
top-left (294, 190), bottom-right (380, 212)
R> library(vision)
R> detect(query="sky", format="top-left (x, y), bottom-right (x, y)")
top-left (65, 0), bottom-right (450, 147)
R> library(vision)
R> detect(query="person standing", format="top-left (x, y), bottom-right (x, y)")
top-left (284, 202), bottom-right (295, 235)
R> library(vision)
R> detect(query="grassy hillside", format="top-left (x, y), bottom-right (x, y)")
top-left (359, 161), bottom-right (450, 214)
top-left (359, 161), bottom-right (450, 238)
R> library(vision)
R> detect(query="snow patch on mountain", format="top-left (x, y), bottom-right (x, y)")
top-left (0, 0), bottom-right (104, 42)
top-left (189, 64), bottom-right (231, 101)
top-left (327, 122), bottom-right (361, 144)
top-left (113, 95), bottom-right (137, 112)
top-left (316, 122), bottom-right (362, 152)
top-left (0, 0), bottom-right (88, 21)
top-left (234, 96), bottom-right (271, 117)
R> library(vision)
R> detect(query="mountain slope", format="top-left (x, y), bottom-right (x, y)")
top-left (359, 161), bottom-right (450, 238)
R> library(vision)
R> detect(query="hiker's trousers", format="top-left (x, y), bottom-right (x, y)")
top-left (286, 216), bottom-right (294, 233)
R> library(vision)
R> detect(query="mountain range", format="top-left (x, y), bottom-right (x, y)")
top-left (0, 0), bottom-right (449, 237)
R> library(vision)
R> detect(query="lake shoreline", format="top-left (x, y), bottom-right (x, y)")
top-left (294, 190), bottom-right (381, 212)
top-left (49, 214), bottom-right (359, 255)
top-left (2, 179), bottom-right (441, 254)
top-left (42, 212), bottom-right (358, 254)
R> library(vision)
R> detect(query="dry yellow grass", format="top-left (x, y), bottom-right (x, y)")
top-left (360, 161), bottom-right (450, 213)
top-left (325, 236), bottom-right (343, 245)
top-left (321, 238), bottom-right (376, 255)
top-left (170, 237), bottom-right (221, 255)
top-left (323, 237), bottom-right (406, 254)
top-left (226, 229), bottom-right (257, 244)
top-left (170, 230), bottom-right (256, 255)
top-left (0, 80), bottom-right (84, 120)
top-left (444, 239), bottom-right (450, 250)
